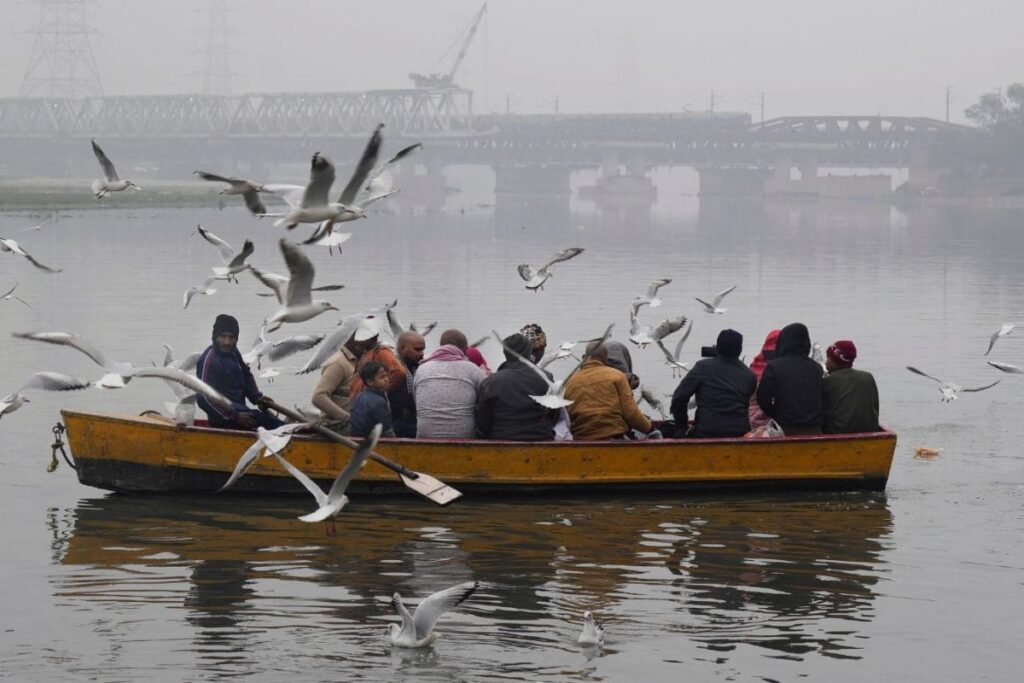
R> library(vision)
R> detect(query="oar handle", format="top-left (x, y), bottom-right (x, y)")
top-left (264, 399), bottom-right (419, 480)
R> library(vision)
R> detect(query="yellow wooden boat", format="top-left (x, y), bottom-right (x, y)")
top-left (60, 410), bottom-right (897, 496)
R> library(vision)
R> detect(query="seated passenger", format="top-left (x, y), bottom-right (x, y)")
top-left (755, 322), bottom-right (824, 435)
top-left (670, 329), bottom-right (756, 438)
top-left (413, 329), bottom-right (486, 438)
top-left (464, 346), bottom-right (493, 376)
top-left (348, 361), bottom-right (396, 438)
top-left (195, 313), bottom-right (283, 430)
top-left (476, 333), bottom-right (556, 441)
top-left (563, 342), bottom-right (652, 440)
top-left (390, 331), bottom-right (425, 437)
top-left (748, 329), bottom-right (781, 430)
top-left (520, 323), bottom-right (547, 363)
top-left (310, 328), bottom-right (366, 435)
top-left (822, 340), bottom-right (880, 434)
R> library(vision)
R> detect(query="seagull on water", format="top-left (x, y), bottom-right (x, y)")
top-left (195, 226), bottom-right (254, 282)
top-left (219, 422), bottom-right (308, 491)
top-left (985, 323), bottom-right (1022, 356)
top-left (695, 284), bottom-right (737, 314)
top-left (1, 371), bottom-right (93, 421)
top-left (262, 239), bottom-right (340, 334)
top-left (906, 366), bottom-right (1001, 402)
top-left (11, 331), bottom-right (234, 406)
top-left (271, 423), bottom-right (379, 533)
top-left (193, 171), bottom-right (269, 215)
top-left (494, 324), bottom-right (613, 408)
top-left (517, 247), bottom-right (585, 291)
top-left (655, 319), bottom-right (692, 377)
top-left (90, 140), bottom-right (140, 198)
top-left (267, 124), bottom-right (384, 231)
top-left (364, 142), bottom-right (422, 194)
top-left (629, 304), bottom-right (687, 348)
top-left (633, 278), bottom-right (672, 309)
top-left (577, 611), bottom-right (605, 647)
top-left (2, 282), bottom-right (32, 309)
top-left (388, 580), bottom-right (479, 648)
top-left (1, 236), bottom-right (61, 273)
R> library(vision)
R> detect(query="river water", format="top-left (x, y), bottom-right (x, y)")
top-left (1, 170), bottom-right (1023, 681)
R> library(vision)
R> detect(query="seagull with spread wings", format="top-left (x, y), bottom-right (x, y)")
top-left (388, 580), bottom-right (479, 648)
top-left (629, 303), bottom-right (687, 348)
top-left (517, 247), bottom-right (585, 291)
top-left (1, 236), bottom-right (61, 273)
top-left (1, 371), bottom-right (94, 421)
top-left (195, 226), bottom-right (254, 282)
top-left (985, 322), bottom-right (1022, 356)
top-left (1, 282), bottom-right (32, 309)
top-left (655, 319), bottom-right (693, 376)
top-left (364, 142), bottom-right (422, 194)
top-left (193, 171), bottom-right (269, 215)
top-left (906, 366), bottom-right (1001, 402)
top-left (266, 124), bottom-right (384, 231)
top-left (90, 140), bottom-right (140, 198)
top-left (262, 239), bottom-right (339, 333)
top-left (695, 284), bottom-right (737, 314)
top-left (634, 278), bottom-right (672, 309)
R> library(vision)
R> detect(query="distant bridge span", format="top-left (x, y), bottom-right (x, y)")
top-left (0, 88), bottom-right (978, 175)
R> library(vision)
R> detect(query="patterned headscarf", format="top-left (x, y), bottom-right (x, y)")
top-left (519, 323), bottom-right (546, 350)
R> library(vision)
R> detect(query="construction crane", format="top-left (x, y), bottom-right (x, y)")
top-left (409, 3), bottom-right (487, 89)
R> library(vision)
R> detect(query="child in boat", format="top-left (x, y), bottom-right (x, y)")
top-left (348, 361), bottom-right (396, 438)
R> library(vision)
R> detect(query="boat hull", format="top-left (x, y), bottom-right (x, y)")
top-left (62, 410), bottom-right (897, 495)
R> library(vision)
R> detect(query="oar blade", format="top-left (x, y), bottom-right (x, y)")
top-left (399, 472), bottom-right (462, 505)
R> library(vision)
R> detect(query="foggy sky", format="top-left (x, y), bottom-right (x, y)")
top-left (2, 0), bottom-right (1023, 122)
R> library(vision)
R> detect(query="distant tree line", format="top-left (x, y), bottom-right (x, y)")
top-left (965, 84), bottom-right (1024, 174)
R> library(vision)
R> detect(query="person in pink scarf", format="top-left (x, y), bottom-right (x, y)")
top-left (463, 346), bottom-right (492, 376)
top-left (748, 329), bottom-right (781, 430)
top-left (413, 329), bottom-right (486, 438)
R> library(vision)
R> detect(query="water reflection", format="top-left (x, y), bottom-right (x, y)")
top-left (50, 492), bottom-right (892, 672)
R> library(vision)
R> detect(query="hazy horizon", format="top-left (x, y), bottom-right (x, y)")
top-left (2, 1), bottom-right (1023, 122)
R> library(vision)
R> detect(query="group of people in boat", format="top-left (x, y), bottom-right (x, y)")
top-left (193, 314), bottom-right (880, 441)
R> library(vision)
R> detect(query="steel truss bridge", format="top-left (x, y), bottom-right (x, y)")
top-left (0, 87), bottom-right (976, 173)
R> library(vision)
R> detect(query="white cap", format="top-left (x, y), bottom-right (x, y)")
top-left (354, 316), bottom-right (382, 342)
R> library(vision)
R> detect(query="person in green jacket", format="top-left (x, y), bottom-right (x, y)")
top-left (822, 340), bottom-right (880, 434)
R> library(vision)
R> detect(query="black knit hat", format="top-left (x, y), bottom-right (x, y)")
top-left (212, 313), bottom-right (240, 339)
top-left (716, 329), bottom-right (743, 359)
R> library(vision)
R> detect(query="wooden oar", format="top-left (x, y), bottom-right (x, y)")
top-left (264, 400), bottom-right (461, 506)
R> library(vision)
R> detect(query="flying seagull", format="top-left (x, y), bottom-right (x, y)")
top-left (300, 189), bottom-right (400, 245)
top-left (243, 330), bottom-right (325, 369)
top-left (655, 319), bottom-right (692, 377)
top-left (219, 423), bottom-right (308, 492)
top-left (638, 386), bottom-right (668, 419)
top-left (0, 236), bottom-right (61, 273)
top-left (388, 580), bottom-right (479, 648)
top-left (634, 278), bottom-right (672, 309)
top-left (985, 323), bottom-right (1021, 356)
top-left (695, 284), bottom-right (737, 314)
top-left (271, 423), bottom-right (379, 533)
top-left (493, 323), bottom-right (613, 408)
top-left (268, 124), bottom-right (384, 230)
top-left (987, 361), bottom-right (1024, 374)
top-left (364, 142), bottom-right (422, 194)
top-left (906, 366), bottom-right (1001, 402)
top-left (195, 226), bottom-right (254, 282)
top-left (1, 371), bottom-right (94, 421)
top-left (90, 140), bottom-right (140, 198)
top-left (517, 247), bottom-right (585, 291)
top-left (248, 265), bottom-right (344, 304)
top-left (193, 171), bottom-right (269, 215)
top-left (11, 331), bottom-right (234, 406)
top-left (629, 304), bottom-right (687, 348)
top-left (386, 308), bottom-right (437, 339)
top-left (293, 301), bottom-right (397, 375)
top-left (1, 282), bottom-right (32, 309)
top-left (182, 275), bottom-right (221, 309)
top-left (262, 239), bottom-right (340, 333)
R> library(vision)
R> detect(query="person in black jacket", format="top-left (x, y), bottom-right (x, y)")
top-left (755, 322), bottom-right (824, 435)
top-left (670, 329), bottom-right (756, 437)
top-left (476, 333), bottom-right (556, 441)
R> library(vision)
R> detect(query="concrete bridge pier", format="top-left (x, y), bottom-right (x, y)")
top-left (697, 167), bottom-right (769, 196)
top-left (764, 147), bottom-right (820, 197)
top-left (578, 148), bottom-right (657, 201)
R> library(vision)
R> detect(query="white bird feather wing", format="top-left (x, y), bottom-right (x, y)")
top-left (280, 239), bottom-right (315, 306)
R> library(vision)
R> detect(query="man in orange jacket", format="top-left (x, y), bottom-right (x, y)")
top-left (563, 342), bottom-right (652, 440)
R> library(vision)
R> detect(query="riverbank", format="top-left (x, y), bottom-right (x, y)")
top-left (0, 178), bottom-right (222, 211)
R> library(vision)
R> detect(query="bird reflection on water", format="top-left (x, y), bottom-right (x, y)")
top-left (47, 492), bottom-right (892, 675)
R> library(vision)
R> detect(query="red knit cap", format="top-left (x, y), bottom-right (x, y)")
top-left (827, 340), bottom-right (857, 368)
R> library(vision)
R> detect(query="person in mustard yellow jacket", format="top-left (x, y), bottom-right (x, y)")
top-left (563, 343), bottom-right (652, 440)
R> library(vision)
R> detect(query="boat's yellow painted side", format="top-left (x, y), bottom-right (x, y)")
top-left (62, 410), bottom-right (896, 489)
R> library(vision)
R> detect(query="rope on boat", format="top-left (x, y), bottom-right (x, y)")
top-left (48, 422), bottom-right (74, 472)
